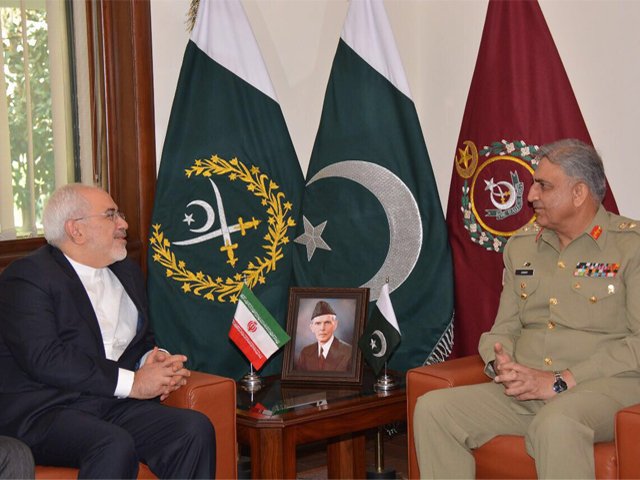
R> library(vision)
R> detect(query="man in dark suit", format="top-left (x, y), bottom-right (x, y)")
top-left (296, 301), bottom-right (352, 371)
top-left (0, 184), bottom-right (215, 478)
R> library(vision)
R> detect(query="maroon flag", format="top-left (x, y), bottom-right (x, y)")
top-left (446, 0), bottom-right (618, 357)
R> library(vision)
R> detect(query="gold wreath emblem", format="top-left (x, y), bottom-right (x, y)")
top-left (455, 140), bottom-right (478, 179)
top-left (150, 155), bottom-right (296, 304)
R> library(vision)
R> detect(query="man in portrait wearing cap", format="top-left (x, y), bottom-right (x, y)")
top-left (296, 301), bottom-right (353, 371)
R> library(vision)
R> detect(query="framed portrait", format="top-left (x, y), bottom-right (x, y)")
top-left (281, 287), bottom-right (369, 386)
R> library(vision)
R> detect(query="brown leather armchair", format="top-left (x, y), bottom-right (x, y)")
top-left (406, 355), bottom-right (640, 479)
top-left (34, 371), bottom-right (237, 479)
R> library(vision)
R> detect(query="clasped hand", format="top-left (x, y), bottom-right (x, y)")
top-left (492, 342), bottom-right (557, 401)
top-left (130, 347), bottom-right (190, 401)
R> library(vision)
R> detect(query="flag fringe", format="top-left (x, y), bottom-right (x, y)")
top-left (423, 315), bottom-right (454, 365)
top-left (187, 0), bottom-right (200, 33)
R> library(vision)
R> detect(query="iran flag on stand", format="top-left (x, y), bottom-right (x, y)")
top-left (229, 285), bottom-right (290, 370)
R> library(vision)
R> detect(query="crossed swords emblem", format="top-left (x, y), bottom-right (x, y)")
top-left (173, 179), bottom-right (260, 267)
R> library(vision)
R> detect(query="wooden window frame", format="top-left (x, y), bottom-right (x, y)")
top-left (0, 0), bottom-right (156, 273)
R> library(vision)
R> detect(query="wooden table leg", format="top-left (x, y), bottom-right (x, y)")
top-left (327, 433), bottom-right (366, 479)
top-left (250, 428), bottom-right (297, 479)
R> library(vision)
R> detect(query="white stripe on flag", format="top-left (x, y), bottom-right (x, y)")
top-left (341, 0), bottom-right (412, 99)
top-left (191, 0), bottom-right (277, 101)
top-left (230, 319), bottom-right (265, 366)
top-left (377, 283), bottom-right (401, 334)
top-left (234, 299), bottom-right (280, 358)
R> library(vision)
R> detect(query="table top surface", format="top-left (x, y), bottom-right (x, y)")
top-left (236, 370), bottom-right (406, 423)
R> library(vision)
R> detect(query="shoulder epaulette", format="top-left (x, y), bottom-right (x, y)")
top-left (614, 220), bottom-right (640, 234)
top-left (512, 222), bottom-right (541, 237)
top-left (608, 212), bottom-right (640, 234)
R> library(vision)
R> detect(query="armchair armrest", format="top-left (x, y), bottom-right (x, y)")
top-left (163, 371), bottom-right (237, 480)
top-left (615, 402), bottom-right (640, 479)
top-left (406, 355), bottom-right (489, 479)
top-left (407, 355), bottom-right (488, 404)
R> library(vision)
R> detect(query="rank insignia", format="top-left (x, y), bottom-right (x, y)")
top-left (618, 222), bottom-right (638, 230)
top-left (574, 262), bottom-right (620, 278)
top-left (590, 225), bottom-right (603, 240)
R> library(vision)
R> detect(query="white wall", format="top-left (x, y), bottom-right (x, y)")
top-left (151, 0), bottom-right (640, 219)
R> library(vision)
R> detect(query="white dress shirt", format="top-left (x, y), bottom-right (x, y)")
top-left (66, 256), bottom-right (138, 397)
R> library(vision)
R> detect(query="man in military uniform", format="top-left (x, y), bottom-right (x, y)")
top-left (413, 139), bottom-right (640, 478)
top-left (296, 301), bottom-right (353, 371)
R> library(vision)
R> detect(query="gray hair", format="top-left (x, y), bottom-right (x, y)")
top-left (535, 138), bottom-right (606, 204)
top-left (43, 184), bottom-right (92, 246)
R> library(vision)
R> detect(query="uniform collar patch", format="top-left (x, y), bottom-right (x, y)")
top-left (590, 225), bottom-right (603, 240)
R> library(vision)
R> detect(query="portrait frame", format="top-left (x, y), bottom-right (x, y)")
top-left (281, 287), bottom-right (369, 386)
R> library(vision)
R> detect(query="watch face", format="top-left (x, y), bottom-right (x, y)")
top-left (553, 378), bottom-right (568, 393)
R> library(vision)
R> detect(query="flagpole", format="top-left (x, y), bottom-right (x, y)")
top-left (374, 278), bottom-right (397, 392)
top-left (366, 426), bottom-right (396, 480)
top-left (374, 360), bottom-right (396, 392)
top-left (239, 279), bottom-right (264, 392)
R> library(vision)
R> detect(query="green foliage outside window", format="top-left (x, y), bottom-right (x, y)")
top-left (2, 6), bottom-right (54, 235)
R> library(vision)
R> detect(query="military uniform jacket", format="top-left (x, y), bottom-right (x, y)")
top-left (479, 206), bottom-right (640, 385)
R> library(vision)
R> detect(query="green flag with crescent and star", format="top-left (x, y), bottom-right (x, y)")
top-left (293, 0), bottom-right (453, 371)
top-left (359, 283), bottom-right (401, 375)
top-left (148, 0), bottom-right (303, 379)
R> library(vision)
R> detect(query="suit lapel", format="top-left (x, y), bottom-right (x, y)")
top-left (50, 247), bottom-right (105, 352)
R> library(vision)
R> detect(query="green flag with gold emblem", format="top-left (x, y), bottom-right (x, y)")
top-left (148, 0), bottom-right (303, 379)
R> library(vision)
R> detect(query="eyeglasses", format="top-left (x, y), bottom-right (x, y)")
top-left (72, 209), bottom-right (126, 222)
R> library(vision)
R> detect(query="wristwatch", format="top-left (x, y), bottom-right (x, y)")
top-left (552, 371), bottom-right (568, 393)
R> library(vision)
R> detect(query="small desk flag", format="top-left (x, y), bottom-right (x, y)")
top-left (359, 283), bottom-right (401, 375)
top-left (229, 285), bottom-right (290, 370)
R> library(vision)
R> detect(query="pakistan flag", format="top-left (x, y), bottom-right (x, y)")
top-left (294, 0), bottom-right (454, 371)
top-left (148, 0), bottom-right (303, 379)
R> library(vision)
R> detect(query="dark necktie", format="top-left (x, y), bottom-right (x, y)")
top-left (318, 351), bottom-right (325, 369)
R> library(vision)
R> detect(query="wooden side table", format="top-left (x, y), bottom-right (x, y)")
top-left (236, 375), bottom-right (406, 479)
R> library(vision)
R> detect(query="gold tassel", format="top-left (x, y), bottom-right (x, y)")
top-left (186, 0), bottom-right (200, 33)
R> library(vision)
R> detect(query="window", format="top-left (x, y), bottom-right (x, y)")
top-left (0, 0), bottom-right (156, 273)
top-left (0, 0), bottom-right (94, 240)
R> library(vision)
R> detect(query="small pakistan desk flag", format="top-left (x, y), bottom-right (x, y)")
top-left (229, 285), bottom-right (290, 370)
top-left (359, 283), bottom-right (400, 375)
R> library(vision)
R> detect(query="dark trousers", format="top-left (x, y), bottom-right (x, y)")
top-left (0, 436), bottom-right (34, 479)
top-left (30, 398), bottom-right (215, 479)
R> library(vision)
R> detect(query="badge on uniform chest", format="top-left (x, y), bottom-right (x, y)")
top-left (574, 262), bottom-right (619, 278)
top-left (515, 269), bottom-right (534, 276)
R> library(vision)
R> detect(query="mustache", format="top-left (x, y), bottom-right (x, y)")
top-left (114, 229), bottom-right (127, 239)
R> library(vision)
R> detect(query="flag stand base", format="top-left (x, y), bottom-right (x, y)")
top-left (240, 372), bottom-right (263, 392)
top-left (374, 373), bottom-right (397, 392)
